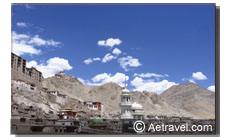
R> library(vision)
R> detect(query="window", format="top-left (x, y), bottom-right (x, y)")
top-left (20, 118), bottom-right (26, 123)
top-left (55, 129), bottom-right (58, 133)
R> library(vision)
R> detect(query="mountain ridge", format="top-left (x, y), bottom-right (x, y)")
top-left (42, 75), bottom-right (215, 119)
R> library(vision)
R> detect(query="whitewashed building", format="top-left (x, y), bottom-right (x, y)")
top-left (120, 88), bottom-right (144, 120)
top-left (84, 101), bottom-right (104, 112)
top-left (11, 80), bottom-right (37, 91)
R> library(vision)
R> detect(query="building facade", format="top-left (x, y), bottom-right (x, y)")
top-left (47, 91), bottom-right (67, 106)
top-left (11, 52), bottom-right (43, 89)
top-left (11, 80), bottom-right (37, 91)
top-left (84, 101), bottom-right (103, 111)
top-left (120, 88), bottom-right (144, 120)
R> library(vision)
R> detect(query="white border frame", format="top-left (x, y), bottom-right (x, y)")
top-left (1, 1), bottom-right (223, 137)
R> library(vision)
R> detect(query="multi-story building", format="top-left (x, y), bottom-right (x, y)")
top-left (84, 101), bottom-right (103, 111)
top-left (120, 88), bottom-right (133, 119)
top-left (120, 88), bottom-right (144, 120)
top-left (11, 52), bottom-right (43, 89)
top-left (47, 91), bottom-right (67, 106)
top-left (120, 86), bottom-right (145, 133)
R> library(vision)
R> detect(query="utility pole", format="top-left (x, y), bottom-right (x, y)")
top-left (124, 76), bottom-right (126, 89)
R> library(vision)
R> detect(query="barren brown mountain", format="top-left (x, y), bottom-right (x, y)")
top-left (160, 83), bottom-right (215, 119)
top-left (42, 75), bottom-right (215, 119)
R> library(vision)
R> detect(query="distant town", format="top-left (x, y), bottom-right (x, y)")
top-left (11, 52), bottom-right (215, 134)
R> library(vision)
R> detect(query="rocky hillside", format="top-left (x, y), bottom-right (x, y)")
top-left (12, 87), bottom-right (62, 114)
top-left (42, 75), bottom-right (215, 119)
top-left (43, 75), bottom-right (92, 101)
top-left (160, 83), bottom-right (215, 119)
top-left (130, 91), bottom-right (196, 118)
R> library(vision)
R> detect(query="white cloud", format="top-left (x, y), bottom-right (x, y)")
top-left (83, 58), bottom-right (93, 64)
top-left (28, 35), bottom-right (61, 47)
top-left (93, 57), bottom-right (101, 61)
top-left (131, 77), bottom-right (177, 94)
top-left (83, 57), bottom-right (101, 64)
top-left (112, 48), bottom-right (122, 55)
top-left (102, 53), bottom-right (115, 63)
top-left (86, 72), bottom-right (129, 87)
top-left (91, 73), bottom-right (111, 83)
top-left (207, 85), bottom-right (215, 92)
top-left (98, 38), bottom-right (122, 48)
top-left (118, 56), bottom-right (142, 71)
top-left (12, 31), bottom-right (30, 41)
top-left (181, 78), bottom-right (186, 81)
top-left (133, 73), bottom-right (168, 78)
top-left (165, 74), bottom-right (169, 77)
top-left (26, 60), bottom-right (38, 68)
top-left (98, 40), bottom-right (105, 46)
top-left (188, 79), bottom-right (196, 84)
top-left (84, 48), bottom-right (122, 65)
top-left (182, 72), bottom-right (208, 83)
top-left (12, 31), bottom-right (40, 56)
top-left (26, 57), bottom-right (72, 78)
top-left (77, 77), bottom-right (86, 85)
top-left (192, 72), bottom-right (207, 80)
top-left (101, 48), bottom-right (122, 63)
top-left (12, 43), bottom-right (41, 56)
top-left (12, 31), bottom-right (61, 56)
top-left (16, 22), bottom-right (28, 28)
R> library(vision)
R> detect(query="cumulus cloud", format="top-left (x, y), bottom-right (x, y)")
top-left (91, 73), bottom-right (111, 83)
top-left (112, 48), bottom-right (122, 55)
top-left (83, 57), bottom-right (101, 64)
top-left (98, 38), bottom-right (122, 48)
top-left (192, 72), bottom-right (207, 80)
top-left (26, 60), bottom-right (38, 68)
top-left (133, 73), bottom-right (168, 78)
top-left (101, 48), bottom-right (122, 63)
top-left (84, 47), bottom-right (122, 64)
top-left (83, 58), bottom-right (93, 64)
top-left (102, 53), bottom-right (115, 63)
top-left (207, 85), bottom-right (215, 92)
top-left (16, 22), bottom-right (28, 28)
top-left (12, 31), bottom-right (61, 56)
top-left (12, 43), bottom-right (41, 56)
top-left (182, 72), bottom-right (207, 83)
top-left (12, 31), bottom-right (40, 56)
top-left (26, 57), bottom-right (72, 78)
top-left (118, 56), bottom-right (142, 71)
top-left (84, 72), bottom-right (129, 87)
top-left (131, 77), bottom-right (177, 94)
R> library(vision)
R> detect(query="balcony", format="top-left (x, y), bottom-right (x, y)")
top-left (120, 102), bottom-right (132, 106)
top-left (131, 110), bottom-right (144, 115)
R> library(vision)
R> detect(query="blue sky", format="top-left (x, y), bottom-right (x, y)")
top-left (12, 4), bottom-right (215, 94)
